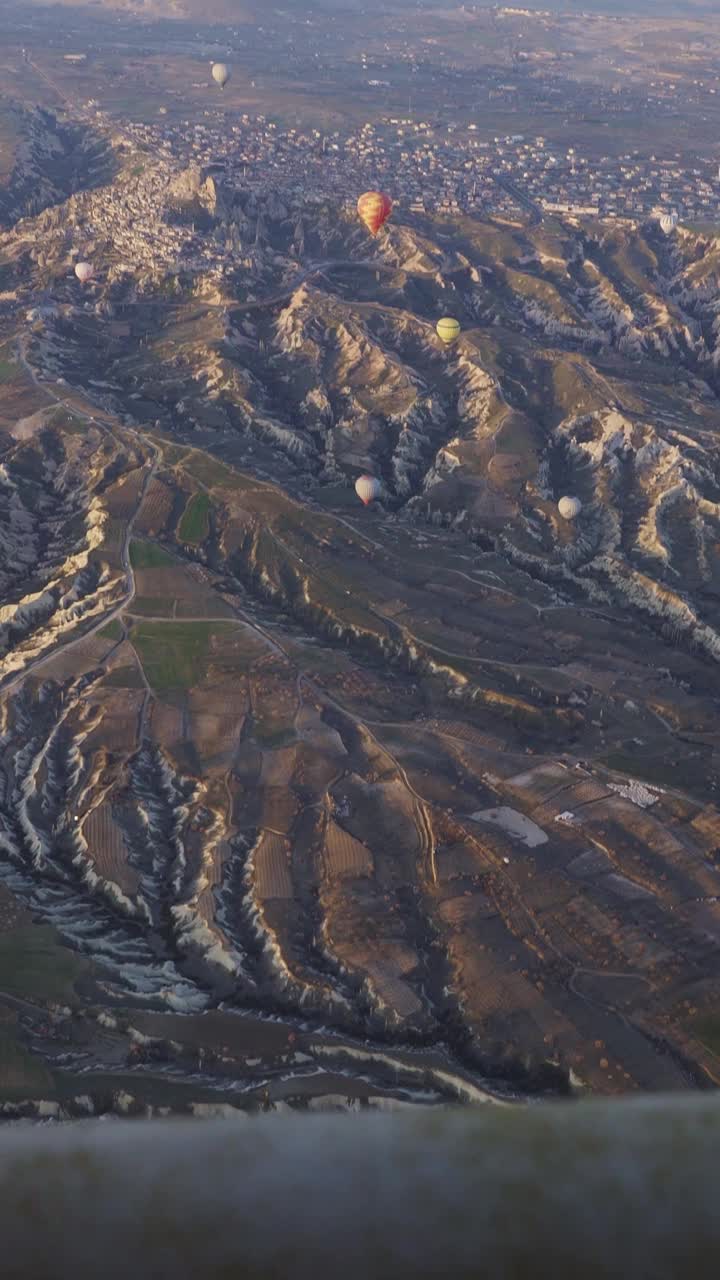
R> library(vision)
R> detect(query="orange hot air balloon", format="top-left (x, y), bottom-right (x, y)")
top-left (357, 191), bottom-right (392, 237)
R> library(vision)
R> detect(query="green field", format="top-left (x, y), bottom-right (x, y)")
top-left (691, 1014), bottom-right (720, 1059)
top-left (98, 618), bottom-right (124, 641)
top-left (131, 597), bottom-right (176, 618)
top-left (100, 665), bottom-right (145, 690)
top-left (131, 620), bottom-right (234, 691)
top-left (50, 407), bottom-right (90, 436)
top-left (129, 539), bottom-right (176, 570)
top-left (178, 493), bottom-right (211, 544)
top-left (181, 451), bottom-right (251, 493)
top-left (0, 926), bottom-right (87, 1006)
top-left (0, 355), bottom-right (17, 385)
top-left (158, 443), bottom-right (189, 467)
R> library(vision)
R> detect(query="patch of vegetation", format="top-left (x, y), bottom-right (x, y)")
top-left (0, 926), bottom-right (87, 1006)
top-left (129, 539), bottom-right (176, 570)
top-left (0, 356), bottom-right (18, 385)
top-left (178, 493), bottom-right (211, 545)
top-left (98, 619), bottom-right (123, 641)
top-left (50, 408), bottom-right (88, 436)
top-left (181, 451), bottom-right (251, 492)
top-left (100, 665), bottom-right (145, 690)
top-left (691, 1014), bottom-right (720, 1059)
top-left (131, 597), bottom-right (176, 618)
top-left (254, 725), bottom-right (296, 749)
top-left (159, 444), bottom-right (189, 467)
top-left (131, 620), bottom-right (234, 692)
top-left (0, 1029), bottom-right (55, 1101)
top-left (603, 750), bottom-right (709, 795)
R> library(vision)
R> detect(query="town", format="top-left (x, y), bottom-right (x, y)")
top-left (110, 101), bottom-right (720, 230)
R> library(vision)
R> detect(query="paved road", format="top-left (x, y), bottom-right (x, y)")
top-left (491, 173), bottom-right (543, 227)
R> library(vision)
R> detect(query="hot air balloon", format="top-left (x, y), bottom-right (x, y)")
top-left (212, 63), bottom-right (230, 90)
top-left (355, 475), bottom-right (381, 507)
top-left (74, 262), bottom-right (93, 284)
top-left (558, 496), bottom-right (582, 521)
top-left (659, 212), bottom-right (678, 235)
top-left (436, 317), bottom-right (461, 344)
top-left (357, 191), bottom-right (392, 237)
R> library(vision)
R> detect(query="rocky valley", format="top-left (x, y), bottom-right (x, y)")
top-left (2, 78), bottom-right (720, 1119)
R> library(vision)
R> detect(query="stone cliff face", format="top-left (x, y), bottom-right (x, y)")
top-left (0, 107), bottom-right (114, 229)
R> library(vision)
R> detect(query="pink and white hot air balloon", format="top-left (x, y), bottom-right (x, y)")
top-left (355, 475), bottom-right (381, 507)
top-left (74, 261), bottom-right (94, 284)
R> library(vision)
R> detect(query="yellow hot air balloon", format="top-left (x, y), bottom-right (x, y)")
top-left (436, 317), bottom-right (461, 344)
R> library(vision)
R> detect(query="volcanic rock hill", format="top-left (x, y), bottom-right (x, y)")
top-left (2, 163), bottom-right (720, 1112)
top-left (0, 104), bottom-right (114, 230)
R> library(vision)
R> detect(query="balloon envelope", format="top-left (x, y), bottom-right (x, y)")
top-left (212, 63), bottom-right (229, 89)
top-left (659, 213), bottom-right (678, 235)
top-left (558, 496), bottom-right (582, 521)
top-left (357, 191), bottom-right (392, 236)
top-left (355, 475), bottom-right (381, 506)
top-left (436, 317), bottom-right (461, 344)
top-left (74, 262), bottom-right (93, 283)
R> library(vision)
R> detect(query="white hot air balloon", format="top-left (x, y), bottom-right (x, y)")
top-left (558, 496), bottom-right (582, 521)
top-left (211, 63), bottom-right (230, 90)
top-left (659, 212), bottom-right (678, 236)
top-left (74, 261), bottom-right (94, 284)
top-left (355, 475), bottom-right (381, 507)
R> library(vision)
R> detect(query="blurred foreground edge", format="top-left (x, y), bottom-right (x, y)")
top-left (0, 1096), bottom-right (718, 1279)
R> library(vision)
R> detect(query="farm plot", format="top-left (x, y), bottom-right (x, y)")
top-left (252, 833), bottom-right (293, 900)
top-left (147, 701), bottom-right (184, 751)
top-left (364, 958), bottom-right (423, 1021)
top-left (130, 621), bottom-right (237, 693)
top-left (186, 687), bottom-right (249, 765)
top-left (296, 706), bottom-right (347, 758)
top-left (179, 451), bottom-right (253, 494)
top-left (38, 634), bottom-right (118, 685)
top-left (257, 787), bottom-right (301, 837)
top-left (324, 819), bottom-right (374, 879)
top-left (83, 802), bottom-right (140, 896)
top-left (132, 478), bottom-right (175, 536)
top-left (334, 777), bottom-right (421, 887)
top-left (178, 492), bottom-right (211, 545)
top-left (0, 376), bottom-right (50, 434)
top-left (0, 925), bottom-right (88, 1005)
top-left (0, 1030), bottom-right (55, 1101)
top-left (130, 548), bottom-right (235, 621)
top-left (250, 658), bottom-right (299, 746)
top-left (80, 686), bottom-right (145, 757)
top-left (103, 468), bottom-right (147, 522)
top-left (260, 747), bottom-right (297, 788)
